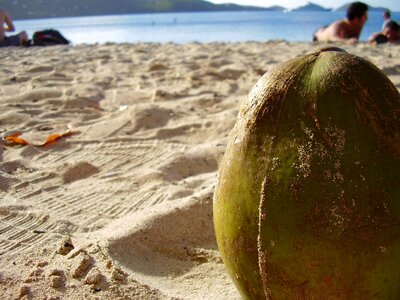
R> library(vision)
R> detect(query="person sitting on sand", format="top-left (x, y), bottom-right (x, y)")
top-left (0, 8), bottom-right (28, 47)
top-left (369, 21), bottom-right (400, 45)
top-left (313, 2), bottom-right (368, 44)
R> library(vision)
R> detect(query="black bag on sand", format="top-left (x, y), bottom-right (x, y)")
top-left (32, 29), bottom-right (70, 46)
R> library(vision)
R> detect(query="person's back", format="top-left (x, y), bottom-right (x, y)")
top-left (0, 8), bottom-right (28, 47)
top-left (314, 2), bottom-right (368, 43)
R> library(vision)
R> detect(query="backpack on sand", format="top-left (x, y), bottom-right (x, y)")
top-left (32, 29), bottom-right (70, 46)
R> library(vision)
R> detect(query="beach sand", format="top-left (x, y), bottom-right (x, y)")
top-left (0, 41), bottom-right (399, 299)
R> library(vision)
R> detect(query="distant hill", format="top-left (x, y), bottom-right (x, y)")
top-left (264, 5), bottom-right (286, 11)
top-left (292, 2), bottom-right (331, 12)
top-left (0, 0), bottom-right (283, 20)
top-left (334, 3), bottom-right (390, 12)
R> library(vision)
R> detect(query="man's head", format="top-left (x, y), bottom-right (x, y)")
top-left (383, 21), bottom-right (399, 41)
top-left (383, 10), bottom-right (391, 20)
top-left (347, 2), bottom-right (368, 26)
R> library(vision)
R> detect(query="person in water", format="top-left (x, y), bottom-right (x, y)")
top-left (0, 8), bottom-right (28, 47)
top-left (313, 2), bottom-right (368, 44)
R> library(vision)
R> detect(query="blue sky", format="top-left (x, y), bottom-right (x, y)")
top-left (209, 1), bottom-right (400, 11)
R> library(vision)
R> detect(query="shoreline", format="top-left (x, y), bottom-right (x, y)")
top-left (3, 39), bottom-right (399, 47)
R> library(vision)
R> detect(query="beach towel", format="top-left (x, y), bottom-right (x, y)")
top-left (32, 29), bottom-right (70, 46)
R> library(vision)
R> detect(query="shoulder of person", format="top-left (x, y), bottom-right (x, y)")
top-left (331, 20), bottom-right (348, 34)
top-left (332, 19), bottom-right (348, 29)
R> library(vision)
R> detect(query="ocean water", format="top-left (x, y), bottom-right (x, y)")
top-left (15, 11), bottom-right (400, 45)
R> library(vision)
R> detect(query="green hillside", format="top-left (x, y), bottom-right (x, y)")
top-left (0, 0), bottom-right (280, 20)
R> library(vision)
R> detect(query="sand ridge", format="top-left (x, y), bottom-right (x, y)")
top-left (0, 42), bottom-right (399, 299)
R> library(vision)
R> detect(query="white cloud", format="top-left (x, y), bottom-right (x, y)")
top-left (209, 0), bottom-right (399, 11)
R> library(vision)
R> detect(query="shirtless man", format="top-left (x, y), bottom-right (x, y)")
top-left (0, 8), bottom-right (28, 47)
top-left (314, 2), bottom-right (368, 44)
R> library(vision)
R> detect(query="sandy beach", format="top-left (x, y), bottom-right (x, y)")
top-left (0, 41), bottom-right (399, 299)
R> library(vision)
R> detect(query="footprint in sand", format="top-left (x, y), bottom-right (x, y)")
top-left (0, 111), bottom-right (30, 126)
top-left (1, 160), bottom-right (29, 174)
top-left (105, 191), bottom-right (238, 299)
top-left (31, 73), bottom-right (73, 89)
top-left (26, 66), bottom-right (55, 73)
top-left (207, 58), bottom-right (233, 68)
top-left (61, 161), bottom-right (99, 184)
top-left (107, 193), bottom-right (217, 277)
top-left (128, 105), bottom-right (173, 133)
top-left (7, 88), bottom-right (63, 103)
top-left (154, 123), bottom-right (202, 140)
top-left (159, 151), bottom-right (218, 182)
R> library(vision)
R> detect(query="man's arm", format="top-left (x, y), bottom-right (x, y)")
top-left (1, 9), bottom-right (15, 32)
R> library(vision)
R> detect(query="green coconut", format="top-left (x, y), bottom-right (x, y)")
top-left (213, 47), bottom-right (400, 299)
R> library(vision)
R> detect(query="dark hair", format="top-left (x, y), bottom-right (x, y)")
top-left (384, 10), bottom-right (391, 18)
top-left (346, 2), bottom-right (368, 21)
top-left (385, 21), bottom-right (399, 32)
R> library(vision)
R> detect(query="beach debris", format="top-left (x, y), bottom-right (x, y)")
top-left (47, 269), bottom-right (66, 289)
top-left (39, 125), bottom-right (54, 131)
top-left (84, 267), bottom-right (106, 289)
top-left (111, 266), bottom-right (128, 282)
top-left (70, 253), bottom-right (92, 279)
top-left (49, 276), bottom-right (64, 289)
top-left (105, 260), bottom-right (113, 269)
top-left (36, 261), bottom-right (49, 268)
top-left (214, 47), bottom-right (400, 299)
top-left (18, 285), bottom-right (31, 299)
top-left (3, 128), bottom-right (78, 146)
top-left (119, 104), bottom-right (129, 111)
top-left (56, 237), bottom-right (74, 255)
top-left (152, 89), bottom-right (178, 102)
top-left (67, 248), bottom-right (87, 260)
top-left (24, 267), bottom-right (44, 283)
top-left (148, 63), bottom-right (168, 71)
